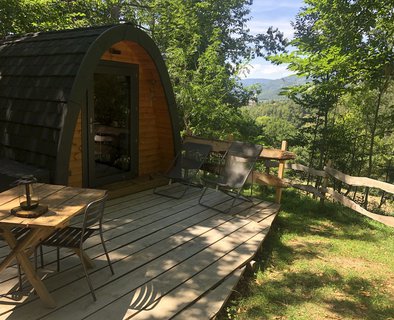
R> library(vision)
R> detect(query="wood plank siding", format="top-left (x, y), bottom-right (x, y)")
top-left (67, 40), bottom-right (175, 187)
top-left (101, 41), bottom-right (174, 177)
top-left (68, 112), bottom-right (83, 187)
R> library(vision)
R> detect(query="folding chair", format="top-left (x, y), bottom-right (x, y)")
top-left (199, 141), bottom-right (263, 213)
top-left (39, 193), bottom-right (114, 301)
top-left (154, 141), bottom-right (212, 199)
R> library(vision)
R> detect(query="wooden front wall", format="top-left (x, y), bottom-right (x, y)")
top-left (68, 40), bottom-right (175, 187)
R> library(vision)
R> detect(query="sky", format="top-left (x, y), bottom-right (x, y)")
top-left (243, 0), bottom-right (304, 80)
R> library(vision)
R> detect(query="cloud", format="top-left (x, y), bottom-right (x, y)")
top-left (240, 60), bottom-right (295, 80)
top-left (247, 0), bottom-right (304, 38)
top-left (252, 0), bottom-right (303, 11)
top-left (240, 0), bottom-right (303, 79)
top-left (248, 19), bottom-right (294, 38)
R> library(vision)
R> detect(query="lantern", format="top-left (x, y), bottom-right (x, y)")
top-left (17, 175), bottom-right (39, 210)
top-left (11, 175), bottom-right (48, 217)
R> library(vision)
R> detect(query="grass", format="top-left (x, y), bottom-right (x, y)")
top-left (218, 189), bottom-right (394, 320)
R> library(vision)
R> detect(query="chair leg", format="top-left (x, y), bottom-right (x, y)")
top-left (99, 231), bottom-right (114, 275)
top-left (40, 246), bottom-right (44, 268)
top-left (34, 247), bottom-right (38, 270)
top-left (179, 183), bottom-right (190, 198)
top-left (78, 249), bottom-right (97, 301)
top-left (56, 247), bottom-right (60, 272)
top-left (17, 264), bottom-right (23, 291)
top-left (198, 186), bottom-right (209, 205)
top-left (227, 191), bottom-right (241, 213)
top-left (154, 180), bottom-right (190, 199)
top-left (37, 245), bottom-right (45, 269)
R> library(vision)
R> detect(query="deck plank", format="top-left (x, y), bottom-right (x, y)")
top-left (172, 267), bottom-right (244, 320)
top-left (122, 216), bottom-right (276, 320)
top-left (45, 215), bottom-right (273, 320)
top-left (0, 186), bottom-right (280, 320)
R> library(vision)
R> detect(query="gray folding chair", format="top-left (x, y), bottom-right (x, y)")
top-left (154, 141), bottom-right (212, 199)
top-left (40, 193), bottom-right (114, 301)
top-left (199, 141), bottom-right (263, 213)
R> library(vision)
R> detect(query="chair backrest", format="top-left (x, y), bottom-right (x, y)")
top-left (82, 193), bottom-right (108, 230)
top-left (222, 141), bottom-right (263, 189)
top-left (180, 142), bottom-right (212, 170)
top-left (170, 142), bottom-right (212, 179)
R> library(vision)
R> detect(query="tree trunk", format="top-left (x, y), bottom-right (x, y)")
top-left (379, 159), bottom-right (391, 209)
top-left (307, 114), bottom-right (320, 186)
top-left (364, 83), bottom-right (387, 208)
top-left (315, 103), bottom-right (330, 190)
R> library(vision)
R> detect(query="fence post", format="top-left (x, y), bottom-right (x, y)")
top-left (321, 160), bottom-right (331, 203)
top-left (275, 140), bottom-right (288, 204)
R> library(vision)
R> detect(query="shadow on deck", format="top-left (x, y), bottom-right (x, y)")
top-left (0, 183), bottom-right (280, 320)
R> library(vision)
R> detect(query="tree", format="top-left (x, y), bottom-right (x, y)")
top-left (302, 0), bottom-right (394, 205)
top-left (1, 0), bottom-right (282, 140)
top-left (270, 0), bottom-right (394, 201)
top-left (138, 0), bottom-right (280, 138)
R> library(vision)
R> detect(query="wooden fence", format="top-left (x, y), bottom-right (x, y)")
top-left (284, 161), bottom-right (394, 227)
top-left (184, 136), bottom-right (394, 227)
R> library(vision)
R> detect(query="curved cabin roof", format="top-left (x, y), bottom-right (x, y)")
top-left (0, 24), bottom-right (181, 185)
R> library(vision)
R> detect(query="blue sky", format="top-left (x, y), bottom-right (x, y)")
top-left (242, 0), bottom-right (304, 79)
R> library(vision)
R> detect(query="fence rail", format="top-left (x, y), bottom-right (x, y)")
top-left (184, 136), bottom-right (393, 226)
top-left (285, 162), bottom-right (394, 227)
top-left (324, 166), bottom-right (394, 194)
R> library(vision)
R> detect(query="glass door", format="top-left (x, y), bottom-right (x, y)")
top-left (86, 61), bottom-right (138, 187)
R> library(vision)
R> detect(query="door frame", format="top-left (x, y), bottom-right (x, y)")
top-left (82, 60), bottom-right (139, 187)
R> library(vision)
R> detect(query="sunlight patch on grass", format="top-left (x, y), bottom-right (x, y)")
top-left (220, 189), bottom-right (394, 320)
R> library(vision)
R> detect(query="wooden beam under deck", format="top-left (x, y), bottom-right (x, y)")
top-left (0, 185), bottom-right (280, 319)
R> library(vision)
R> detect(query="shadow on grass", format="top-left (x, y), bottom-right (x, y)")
top-left (278, 189), bottom-right (391, 242)
top-left (217, 189), bottom-right (394, 320)
top-left (226, 269), bottom-right (394, 320)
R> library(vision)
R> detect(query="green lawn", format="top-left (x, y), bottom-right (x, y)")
top-left (219, 189), bottom-right (394, 320)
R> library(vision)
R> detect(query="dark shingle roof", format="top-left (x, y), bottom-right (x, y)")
top-left (0, 24), bottom-right (181, 188)
top-left (0, 25), bottom-right (113, 177)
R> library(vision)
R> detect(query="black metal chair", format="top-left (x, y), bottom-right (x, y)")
top-left (0, 227), bottom-right (30, 292)
top-left (154, 141), bottom-right (212, 199)
top-left (40, 193), bottom-right (114, 301)
top-left (199, 141), bottom-right (263, 213)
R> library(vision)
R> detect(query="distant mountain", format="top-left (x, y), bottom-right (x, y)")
top-left (241, 75), bottom-right (306, 101)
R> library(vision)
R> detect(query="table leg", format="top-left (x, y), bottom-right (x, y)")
top-left (1, 228), bottom-right (56, 308)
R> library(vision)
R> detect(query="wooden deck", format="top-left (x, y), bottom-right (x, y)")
top-left (0, 184), bottom-right (280, 319)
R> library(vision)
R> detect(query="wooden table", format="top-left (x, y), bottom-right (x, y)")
top-left (0, 184), bottom-right (106, 307)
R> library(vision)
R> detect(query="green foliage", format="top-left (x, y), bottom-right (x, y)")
top-left (256, 116), bottom-right (298, 148)
top-left (269, 0), bottom-right (394, 180)
top-left (139, 0), bottom-right (275, 138)
top-left (242, 100), bottom-right (306, 149)
top-left (0, 0), bottom-right (93, 35)
top-left (0, 0), bottom-right (282, 140)
top-left (244, 100), bottom-right (304, 126)
top-left (3, 0), bottom-right (393, 188)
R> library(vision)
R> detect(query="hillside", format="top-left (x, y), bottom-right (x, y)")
top-left (242, 75), bottom-right (306, 101)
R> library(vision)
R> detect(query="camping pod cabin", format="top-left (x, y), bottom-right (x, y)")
top-left (0, 24), bottom-right (181, 190)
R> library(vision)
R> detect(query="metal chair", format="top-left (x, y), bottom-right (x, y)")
top-left (154, 141), bottom-right (212, 199)
top-left (199, 141), bottom-right (263, 213)
top-left (40, 193), bottom-right (114, 301)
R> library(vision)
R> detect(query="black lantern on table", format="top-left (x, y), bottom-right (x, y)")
top-left (10, 175), bottom-right (48, 217)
